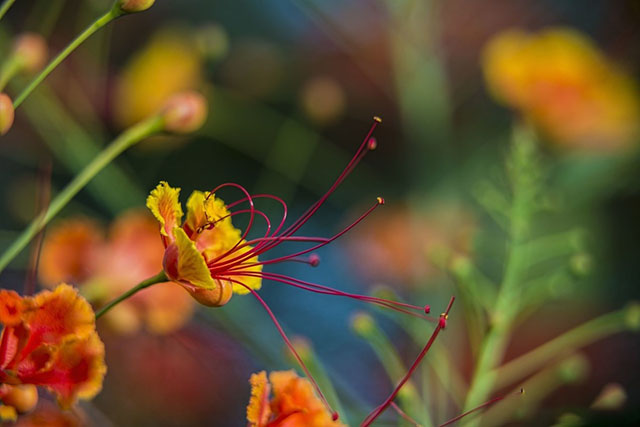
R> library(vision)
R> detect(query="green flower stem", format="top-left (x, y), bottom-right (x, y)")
top-left (481, 354), bottom-right (588, 426)
top-left (463, 128), bottom-right (539, 416)
top-left (12, 4), bottom-right (123, 108)
top-left (0, 55), bottom-right (20, 90)
top-left (354, 314), bottom-right (432, 427)
top-left (17, 80), bottom-right (145, 213)
top-left (0, 115), bottom-right (164, 274)
top-left (0, 0), bottom-right (16, 22)
top-left (95, 271), bottom-right (167, 319)
top-left (491, 304), bottom-right (639, 391)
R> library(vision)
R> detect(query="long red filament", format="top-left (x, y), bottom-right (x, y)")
top-left (390, 402), bottom-right (422, 427)
top-left (226, 270), bottom-right (435, 321)
top-left (231, 279), bottom-right (339, 422)
top-left (361, 297), bottom-right (456, 427)
top-left (439, 388), bottom-right (525, 427)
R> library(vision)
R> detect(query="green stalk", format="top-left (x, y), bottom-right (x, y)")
top-left (0, 55), bottom-right (20, 90)
top-left (463, 127), bottom-right (539, 416)
top-left (0, 115), bottom-right (164, 274)
top-left (12, 4), bottom-right (123, 108)
top-left (0, 0), bottom-right (16, 22)
top-left (18, 80), bottom-right (145, 213)
top-left (481, 354), bottom-right (589, 426)
top-left (95, 271), bottom-right (167, 319)
top-left (352, 313), bottom-right (432, 427)
top-left (491, 305), bottom-right (639, 390)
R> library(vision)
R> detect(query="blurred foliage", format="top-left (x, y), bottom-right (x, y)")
top-left (0, 0), bottom-right (639, 425)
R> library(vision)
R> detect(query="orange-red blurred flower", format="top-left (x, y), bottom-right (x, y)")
top-left (247, 371), bottom-right (345, 427)
top-left (347, 203), bottom-right (475, 286)
top-left (39, 210), bottom-right (194, 335)
top-left (483, 27), bottom-right (640, 151)
top-left (0, 284), bottom-right (105, 420)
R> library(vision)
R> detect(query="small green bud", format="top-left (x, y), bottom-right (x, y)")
top-left (117, 0), bottom-right (155, 13)
top-left (591, 383), bottom-right (626, 410)
top-left (0, 93), bottom-right (15, 136)
top-left (557, 354), bottom-right (589, 383)
top-left (569, 253), bottom-right (592, 277)
top-left (624, 302), bottom-right (640, 331)
top-left (350, 312), bottom-right (375, 337)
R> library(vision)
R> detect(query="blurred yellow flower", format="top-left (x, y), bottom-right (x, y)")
top-left (113, 30), bottom-right (203, 128)
top-left (483, 28), bottom-right (640, 151)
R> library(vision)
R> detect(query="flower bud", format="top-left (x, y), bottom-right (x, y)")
top-left (117, 0), bottom-right (155, 13)
top-left (161, 91), bottom-right (208, 134)
top-left (591, 383), bottom-right (627, 410)
top-left (0, 93), bottom-right (15, 136)
top-left (350, 312), bottom-right (375, 337)
top-left (2, 385), bottom-right (38, 414)
top-left (13, 33), bottom-right (48, 73)
top-left (187, 283), bottom-right (233, 307)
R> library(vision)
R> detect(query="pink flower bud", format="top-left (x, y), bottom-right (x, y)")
top-left (13, 33), bottom-right (48, 73)
top-left (161, 91), bottom-right (208, 134)
top-left (117, 0), bottom-right (155, 13)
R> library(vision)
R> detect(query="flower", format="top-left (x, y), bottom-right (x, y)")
top-left (0, 284), bottom-right (106, 420)
top-left (146, 182), bottom-right (262, 307)
top-left (483, 27), bottom-right (640, 151)
top-left (246, 371), bottom-right (345, 427)
top-left (39, 211), bottom-right (194, 335)
top-left (147, 119), bottom-right (435, 421)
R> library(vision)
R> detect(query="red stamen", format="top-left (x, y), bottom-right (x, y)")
top-left (225, 270), bottom-right (436, 321)
top-left (231, 279), bottom-right (339, 422)
top-left (439, 388), bottom-right (525, 427)
top-left (361, 297), bottom-right (455, 427)
top-left (391, 402), bottom-right (422, 427)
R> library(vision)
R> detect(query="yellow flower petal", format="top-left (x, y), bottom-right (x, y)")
top-left (184, 190), bottom-right (210, 234)
top-left (171, 227), bottom-right (215, 289)
top-left (247, 371), bottom-right (271, 427)
top-left (228, 245), bottom-right (262, 295)
top-left (146, 182), bottom-right (184, 238)
top-left (0, 405), bottom-right (17, 421)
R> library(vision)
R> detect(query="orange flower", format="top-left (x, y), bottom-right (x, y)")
top-left (247, 371), bottom-right (344, 427)
top-left (0, 284), bottom-right (106, 420)
top-left (483, 27), bottom-right (640, 151)
top-left (39, 211), bottom-right (194, 335)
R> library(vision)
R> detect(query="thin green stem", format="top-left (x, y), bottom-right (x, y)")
top-left (95, 271), bottom-right (167, 319)
top-left (0, 0), bottom-right (16, 22)
top-left (12, 5), bottom-right (122, 108)
top-left (463, 127), bottom-right (539, 416)
top-left (491, 305), bottom-right (638, 390)
top-left (0, 115), bottom-right (164, 275)
top-left (0, 56), bottom-right (20, 90)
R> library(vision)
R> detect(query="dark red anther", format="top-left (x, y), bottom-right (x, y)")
top-left (367, 137), bottom-right (377, 150)
top-left (424, 305), bottom-right (431, 314)
top-left (332, 412), bottom-right (339, 421)
top-left (309, 254), bottom-right (320, 267)
top-left (439, 313), bottom-right (448, 329)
